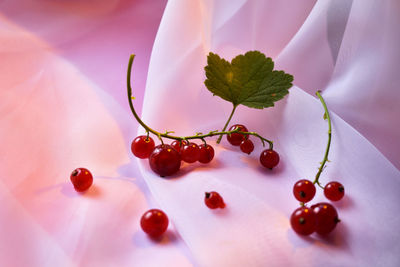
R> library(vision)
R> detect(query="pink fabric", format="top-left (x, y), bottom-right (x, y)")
top-left (1, 0), bottom-right (400, 266)
top-left (1, 1), bottom-right (193, 266)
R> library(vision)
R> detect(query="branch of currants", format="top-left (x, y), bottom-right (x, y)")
top-left (290, 91), bottom-right (345, 237)
top-left (127, 54), bottom-right (273, 149)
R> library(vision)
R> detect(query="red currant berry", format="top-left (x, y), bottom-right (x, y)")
top-left (70, 168), bottom-right (93, 192)
top-left (171, 140), bottom-right (188, 153)
top-left (240, 139), bottom-right (254, 154)
top-left (311, 202), bottom-right (340, 235)
top-left (227, 124), bottom-right (249, 146)
top-left (293, 179), bottom-right (316, 203)
top-left (140, 209), bottom-right (169, 238)
top-left (181, 142), bottom-right (200, 163)
top-left (131, 135), bottom-right (155, 159)
top-left (324, 181), bottom-right (345, 201)
top-left (290, 206), bottom-right (316, 235)
top-left (149, 144), bottom-right (181, 177)
top-left (204, 191), bottom-right (225, 209)
top-left (198, 144), bottom-right (215, 164)
top-left (259, 149), bottom-right (280, 169)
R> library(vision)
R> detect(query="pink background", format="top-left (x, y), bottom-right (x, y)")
top-left (1, 0), bottom-right (400, 266)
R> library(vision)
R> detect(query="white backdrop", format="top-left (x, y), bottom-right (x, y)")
top-left (140, 0), bottom-right (400, 266)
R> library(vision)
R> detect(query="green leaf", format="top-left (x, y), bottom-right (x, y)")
top-left (204, 51), bottom-right (293, 109)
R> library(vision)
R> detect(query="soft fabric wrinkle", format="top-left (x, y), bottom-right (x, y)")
top-left (139, 1), bottom-right (400, 266)
top-left (324, 0), bottom-right (400, 169)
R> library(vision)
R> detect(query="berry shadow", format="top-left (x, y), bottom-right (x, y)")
top-left (60, 182), bottom-right (79, 198)
top-left (166, 158), bottom-right (225, 180)
top-left (131, 229), bottom-right (178, 248)
top-left (257, 158), bottom-right (285, 176)
top-left (287, 221), bottom-right (350, 251)
top-left (210, 205), bottom-right (230, 216)
top-left (239, 154), bottom-right (286, 176)
top-left (287, 228), bottom-right (316, 248)
top-left (82, 184), bottom-right (102, 199)
top-left (314, 221), bottom-right (350, 251)
top-left (332, 195), bottom-right (354, 210)
top-left (60, 182), bottom-right (102, 198)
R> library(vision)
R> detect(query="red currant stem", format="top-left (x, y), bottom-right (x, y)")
top-left (127, 54), bottom-right (159, 135)
top-left (246, 131), bottom-right (273, 149)
top-left (313, 91), bottom-right (331, 189)
top-left (201, 138), bottom-right (207, 146)
top-left (216, 104), bottom-right (237, 144)
top-left (157, 134), bottom-right (164, 145)
top-left (127, 54), bottom-right (273, 149)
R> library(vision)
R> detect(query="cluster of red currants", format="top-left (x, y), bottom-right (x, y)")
top-left (226, 124), bottom-right (280, 169)
top-left (131, 135), bottom-right (214, 177)
top-left (290, 179), bottom-right (345, 235)
top-left (131, 123), bottom-right (280, 177)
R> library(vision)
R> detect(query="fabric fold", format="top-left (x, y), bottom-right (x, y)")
top-left (139, 0), bottom-right (400, 266)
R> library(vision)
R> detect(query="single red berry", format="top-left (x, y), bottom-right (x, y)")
top-left (70, 168), bottom-right (93, 192)
top-left (198, 144), bottom-right (215, 164)
top-left (293, 179), bottom-right (316, 203)
top-left (324, 181), bottom-right (345, 201)
top-left (181, 142), bottom-right (200, 163)
top-left (240, 139), bottom-right (254, 154)
top-left (131, 135), bottom-right (155, 159)
top-left (227, 124), bottom-right (249, 146)
top-left (149, 144), bottom-right (181, 177)
top-left (311, 202), bottom-right (340, 235)
top-left (171, 140), bottom-right (188, 153)
top-left (259, 149), bottom-right (280, 169)
top-left (204, 191), bottom-right (225, 209)
top-left (140, 209), bottom-right (169, 238)
top-left (290, 206), bottom-right (316, 236)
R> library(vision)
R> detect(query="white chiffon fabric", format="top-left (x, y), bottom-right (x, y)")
top-left (140, 0), bottom-right (400, 266)
top-left (1, 0), bottom-right (400, 266)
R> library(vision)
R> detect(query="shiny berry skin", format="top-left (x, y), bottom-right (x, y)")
top-left (149, 144), bottom-right (181, 177)
top-left (198, 144), bottom-right (215, 164)
top-left (324, 181), bottom-right (345, 201)
top-left (70, 168), bottom-right (93, 192)
top-left (131, 135), bottom-right (155, 159)
top-left (293, 179), bottom-right (316, 203)
top-left (204, 191), bottom-right (225, 209)
top-left (311, 202), bottom-right (340, 235)
top-left (259, 149), bottom-right (280, 169)
top-left (181, 142), bottom-right (200, 163)
top-left (227, 124), bottom-right (249, 146)
top-left (140, 209), bottom-right (169, 238)
top-left (171, 140), bottom-right (188, 153)
top-left (290, 206), bottom-right (316, 235)
top-left (240, 139), bottom-right (254, 154)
